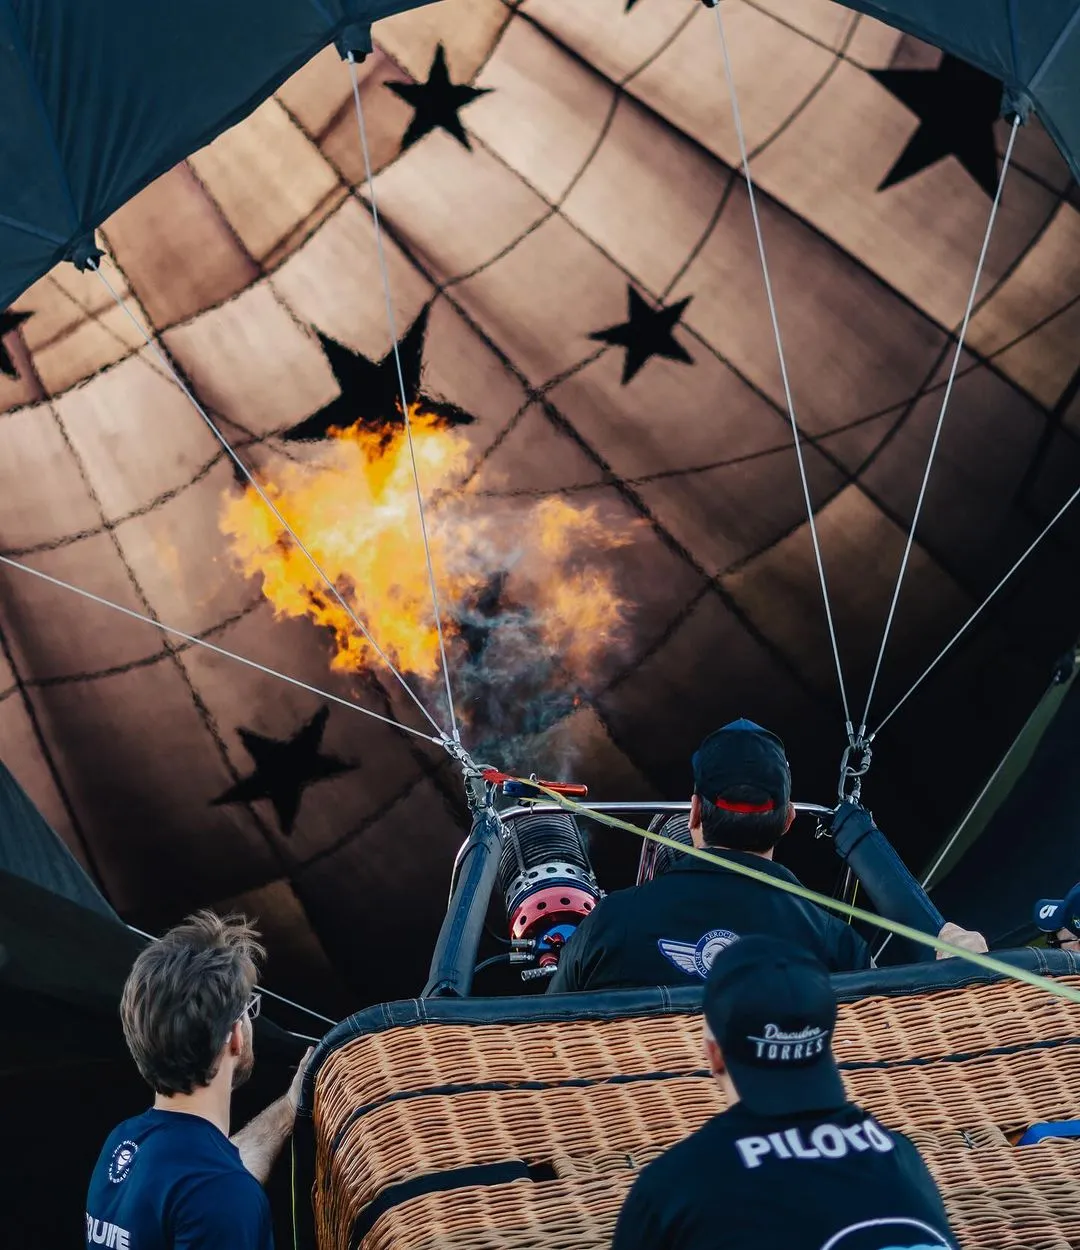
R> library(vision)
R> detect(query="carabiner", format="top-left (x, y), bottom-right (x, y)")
top-left (837, 734), bottom-right (873, 804)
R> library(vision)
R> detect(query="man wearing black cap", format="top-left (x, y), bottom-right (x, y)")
top-left (549, 720), bottom-right (870, 993)
top-left (612, 935), bottom-right (957, 1250)
top-left (1033, 882), bottom-right (1080, 952)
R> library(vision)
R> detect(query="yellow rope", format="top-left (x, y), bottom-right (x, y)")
top-left (515, 782), bottom-right (1080, 1007)
top-left (291, 1137), bottom-right (299, 1250)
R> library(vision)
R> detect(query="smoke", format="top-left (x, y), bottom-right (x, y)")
top-left (221, 409), bottom-right (638, 779)
top-left (452, 571), bottom-right (588, 775)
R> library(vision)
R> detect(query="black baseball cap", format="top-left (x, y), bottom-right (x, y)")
top-left (703, 934), bottom-right (847, 1117)
top-left (692, 719), bottom-right (791, 813)
top-left (1034, 882), bottom-right (1080, 936)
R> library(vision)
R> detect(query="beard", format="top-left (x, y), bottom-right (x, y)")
top-left (231, 1024), bottom-right (255, 1090)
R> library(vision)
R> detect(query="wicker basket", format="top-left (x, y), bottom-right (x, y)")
top-left (312, 976), bottom-right (1080, 1249)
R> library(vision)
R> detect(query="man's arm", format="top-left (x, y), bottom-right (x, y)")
top-left (232, 1048), bottom-right (311, 1185)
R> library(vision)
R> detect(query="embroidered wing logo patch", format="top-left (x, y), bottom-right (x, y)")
top-left (658, 928), bottom-right (739, 978)
top-left (656, 939), bottom-right (700, 977)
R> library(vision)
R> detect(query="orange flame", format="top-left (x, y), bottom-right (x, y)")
top-left (220, 409), bottom-right (634, 693)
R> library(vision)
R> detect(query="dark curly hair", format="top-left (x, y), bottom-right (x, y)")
top-left (120, 910), bottom-right (264, 1096)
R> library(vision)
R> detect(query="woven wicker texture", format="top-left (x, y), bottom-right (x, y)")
top-left (313, 977), bottom-right (1080, 1248)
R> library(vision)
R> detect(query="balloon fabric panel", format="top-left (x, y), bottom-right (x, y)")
top-left (0, 0), bottom-right (1077, 1012)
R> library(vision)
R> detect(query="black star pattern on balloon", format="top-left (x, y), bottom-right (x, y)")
top-left (871, 54), bottom-right (1003, 197)
top-left (387, 43), bottom-right (491, 153)
top-left (0, 309), bottom-right (31, 380)
top-left (211, 706), bottom-right (356, 835)
top-left (590, 286), bottom-right (694, 385)
top-left (283, 304), bottom-right (474, 442)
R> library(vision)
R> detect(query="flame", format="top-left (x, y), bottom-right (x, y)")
top-left (522, 498), bottom-right (636, 671)
top-left (220, 408), bottom-right (635, 701)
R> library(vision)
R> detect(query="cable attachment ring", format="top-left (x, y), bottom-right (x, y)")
top-left (838, 728), bottom-right (873, 804)
top-left (439, 733), bottom-right (491, 811)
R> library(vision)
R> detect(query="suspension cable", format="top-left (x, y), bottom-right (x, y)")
top-left (126, 924), bottom-right (339, 1027)
top-left (872, 476), bottom-right (1080, 739)
top-left (0, 554), bottom-right (441, 744)
top-left (346, 53), bottom-right (460, 745)
top-left (859, 117), bottom-right (1020, 736)
top-left (708, 1), bottom-right (852, 731)
top-left (88, 261), bottom-right (445, 739)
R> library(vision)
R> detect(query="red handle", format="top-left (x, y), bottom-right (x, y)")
top-left (481, 769), bottom-right (588, 798)
top-left (539, 781), bottom-right (589, 797)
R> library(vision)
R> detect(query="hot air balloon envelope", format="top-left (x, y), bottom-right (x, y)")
top-left (839, 1), bottom-right (1080, 183)
top-left (0, 0), bottom-right (435, 309)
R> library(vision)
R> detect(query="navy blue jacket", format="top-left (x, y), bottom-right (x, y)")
top-left (549, 851), bottom-right (870, 992)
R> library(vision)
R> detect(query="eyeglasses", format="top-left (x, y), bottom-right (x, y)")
top-left (237, 991), bottom-right (262, 1023)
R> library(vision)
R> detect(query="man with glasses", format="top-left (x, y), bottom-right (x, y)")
top-left (85, 911), bottom-right (309, 1249)
top-left (1034, 882), bottom-right (1080, 952)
